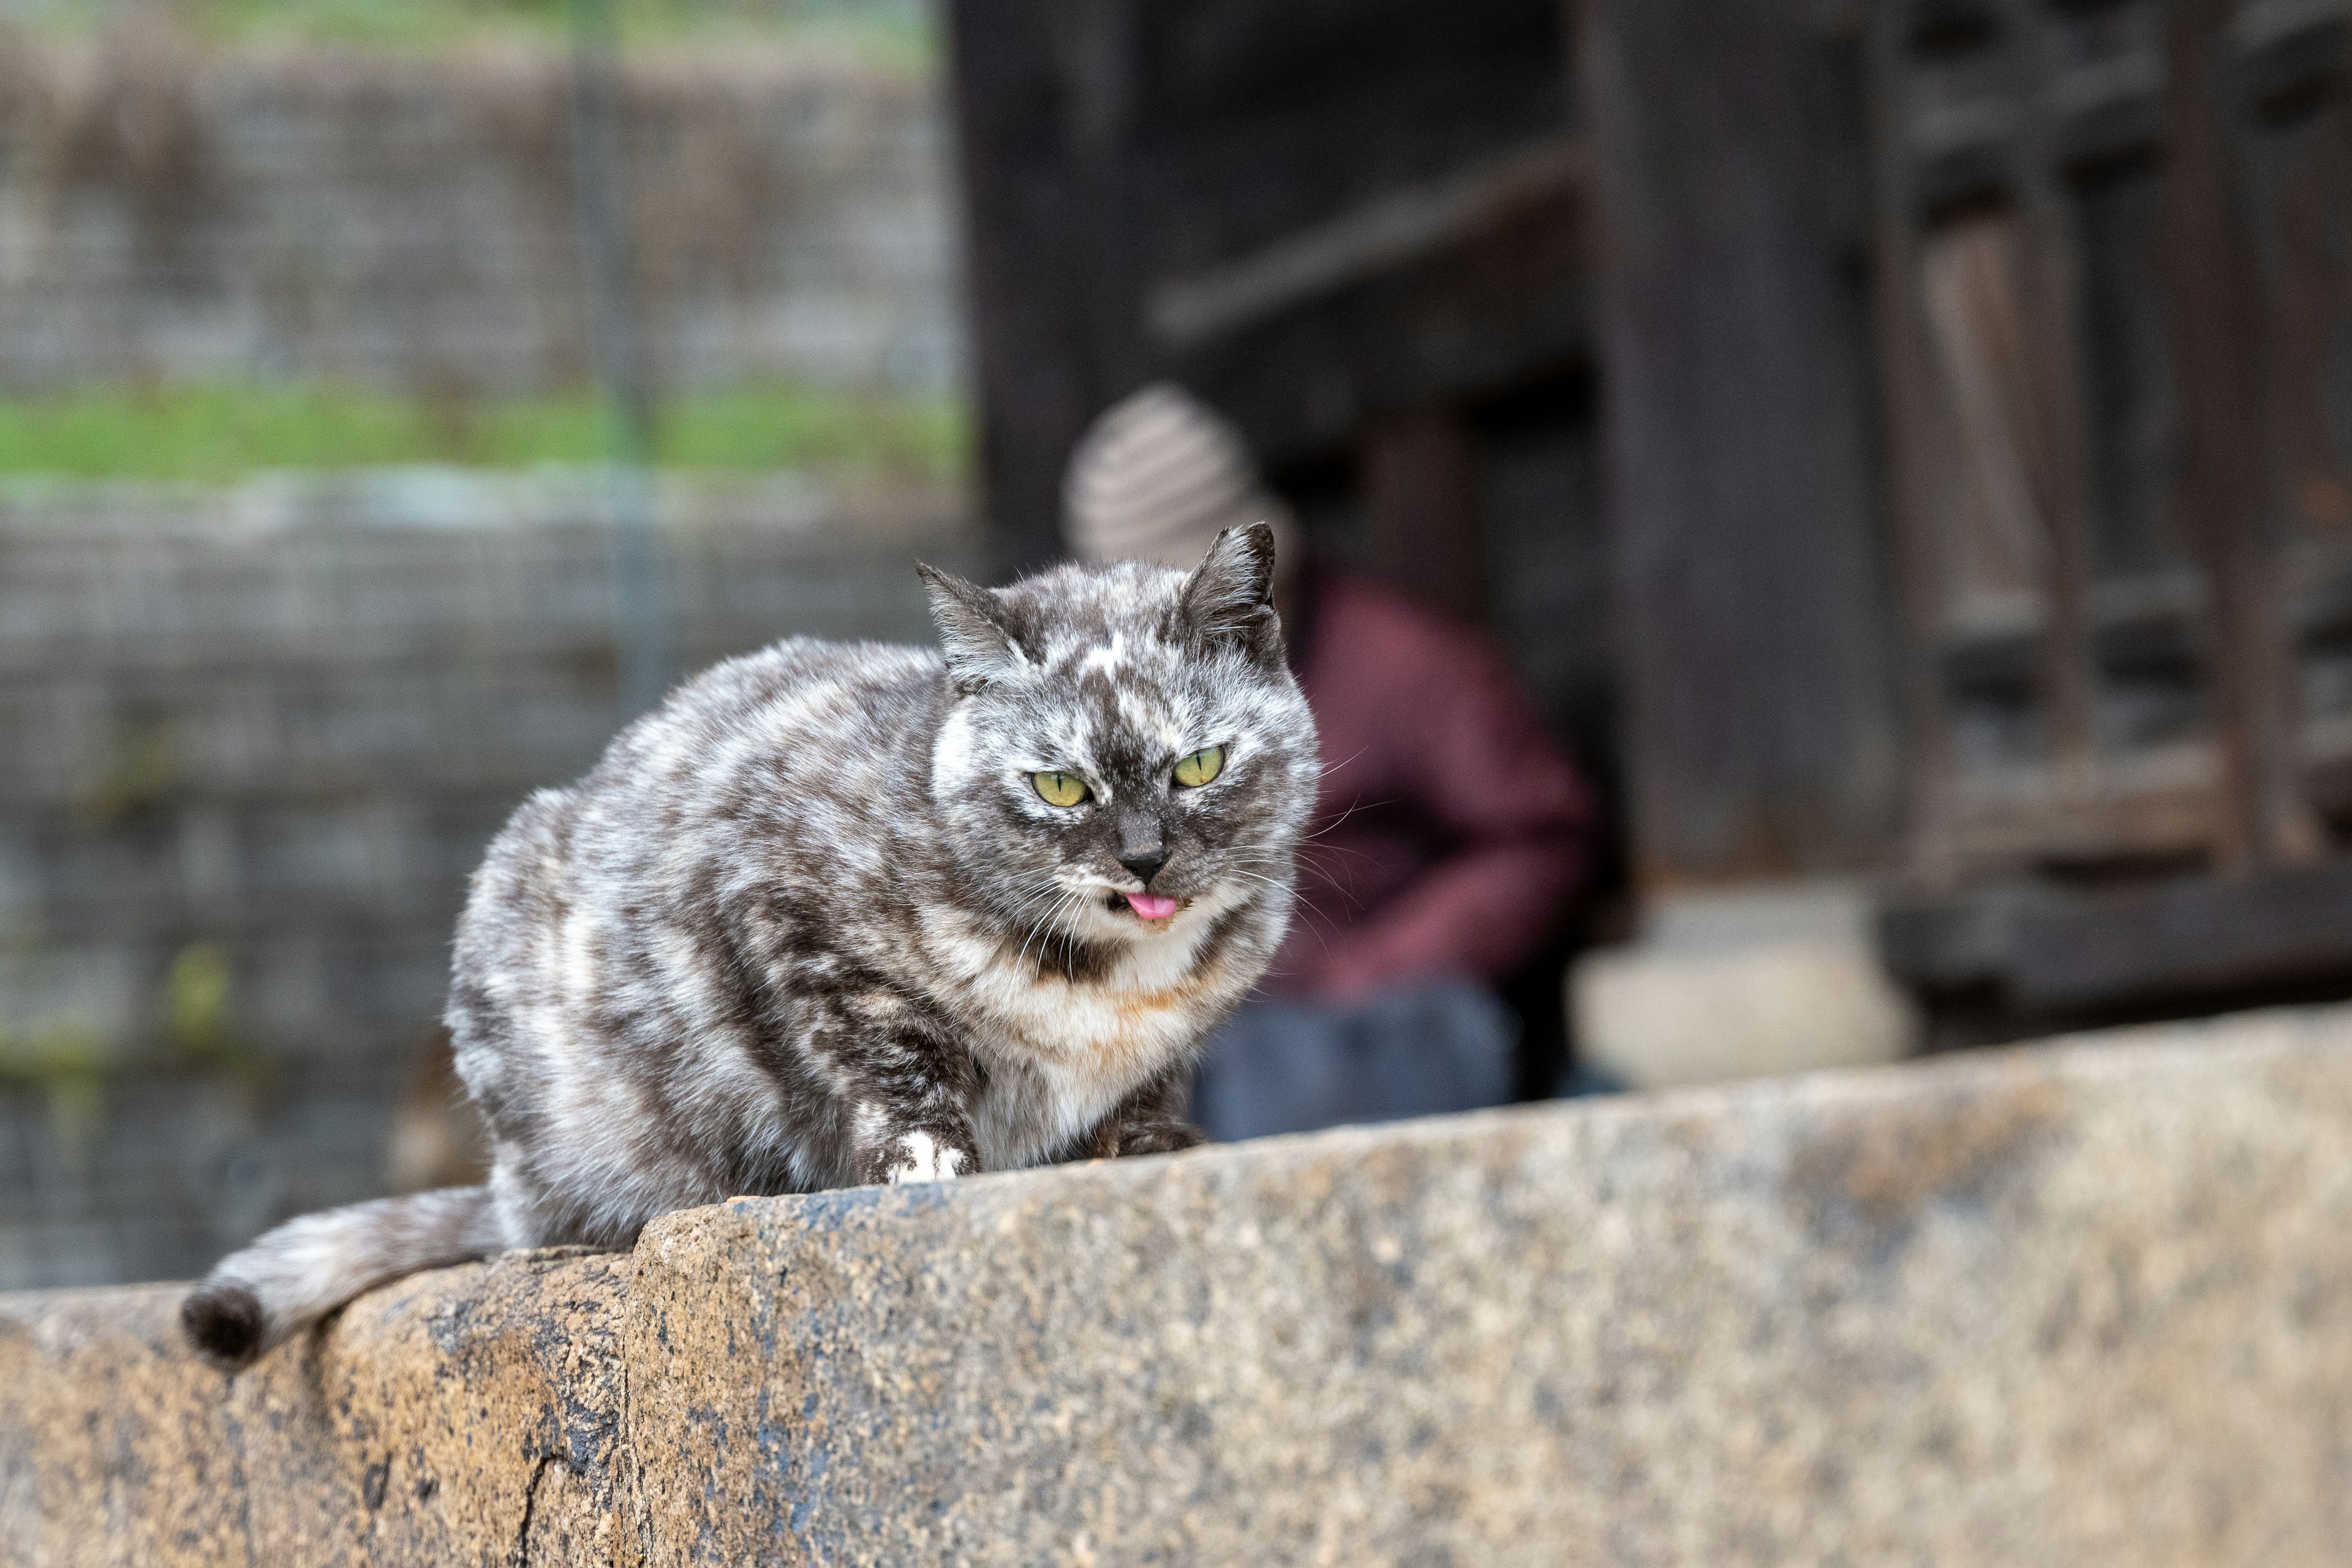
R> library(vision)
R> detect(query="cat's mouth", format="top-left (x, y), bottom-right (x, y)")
top-left (1110, 891), bottom-right (1180, 922)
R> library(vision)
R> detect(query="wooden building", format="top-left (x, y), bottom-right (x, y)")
top-left (943, 0), bottom-right (2352, 1049)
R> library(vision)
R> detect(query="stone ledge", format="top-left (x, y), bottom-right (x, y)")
top-left (1, 1250), bottom-right (632, 1566)
top-left (8, 1006), bottom-right (2352, 1566)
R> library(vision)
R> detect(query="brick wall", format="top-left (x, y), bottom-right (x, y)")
top-left (0, 469), bottom-right (976, 1288)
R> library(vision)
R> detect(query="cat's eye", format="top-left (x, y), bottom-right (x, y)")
top-left (1033, 770), bottom-right (1089, 807)
top-left (1172, 746), bottom-right (1226, 788)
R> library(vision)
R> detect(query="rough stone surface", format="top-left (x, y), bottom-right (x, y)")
top-left (8, 1005), bottom-right (2352, 1566)
top-left (1, 1248), bottom-right (631, 1567)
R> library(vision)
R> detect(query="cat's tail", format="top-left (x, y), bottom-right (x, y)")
top-left (180, 1185), bottom-right (503, 1371)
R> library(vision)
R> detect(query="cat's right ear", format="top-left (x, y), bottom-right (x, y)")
top-left (1179, 521), bottom-right (1281, 664)
top-left (918, 564), bottom-right (1029, 695)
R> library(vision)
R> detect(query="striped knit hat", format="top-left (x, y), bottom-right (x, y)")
top-left (1063, 383), bottom-right (1298, 571)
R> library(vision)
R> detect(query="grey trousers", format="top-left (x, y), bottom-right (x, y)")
top-left (1189, 979), bottom-right (1520, 1143)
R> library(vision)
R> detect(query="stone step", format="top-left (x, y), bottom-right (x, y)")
top-left (6, 1005), bottom-right (2351, 1566)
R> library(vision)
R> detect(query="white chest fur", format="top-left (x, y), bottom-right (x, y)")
top-left (921, 905), bottom-right (1230, 1169)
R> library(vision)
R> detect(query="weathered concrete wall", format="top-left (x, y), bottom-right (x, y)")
top-left (0, 1250), bottom-right (633, 1567)
top-left (7, 1004), bottom-right (2352, 1566)
top-left (0, 469), bottom-right (975, 1291)
top-left (0, 32), bottom-right (959, 394)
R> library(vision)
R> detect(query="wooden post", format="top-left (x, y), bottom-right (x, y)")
top-left (1581, 0), bottom-right (1902, 888)
top-left (1861, 20), bottom-right (1963, 887)
top-left (943, 0), bottom-right (1131, 578)
top-left (2163, 0), bottom-right (2328, 868)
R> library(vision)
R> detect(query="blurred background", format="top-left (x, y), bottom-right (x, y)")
top-left (3, 0), bottom-right (2350, 1290)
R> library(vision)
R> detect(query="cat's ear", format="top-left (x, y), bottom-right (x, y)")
top-left (918, 564), bottom-right (1029, 695)
top-left (1179, 522), bottom-right (1280, 662)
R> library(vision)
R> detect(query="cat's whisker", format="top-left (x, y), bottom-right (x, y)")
top-left (1016, 883), bottom-right (1083, 973)
top-left (1006, 876), bottom-right (1071, 964)
top-left (1213, 865), bottom-right (1346, 954)
top-left (1289, 838), bottom-right (1376, 869)
top-left (1219, 860), bottom-right (1349, 951)
top-left (1314, 745), bottom-right (1370, 781)
top-left (1238, 845), bottom-right (1368, 913)
top-left (1000, 880), bottom-right (1072, 931)
top-left (997, 895), bottom-right (1058, 937)
top-left (1058, 889), bottom-right (1087, 976)
top-left (1000, 888), bottom-right (1070, 968)
top-left (1302, 797), bottom-right (1391, 840)
top-left (1049, 883), bottom-right (1096, 979)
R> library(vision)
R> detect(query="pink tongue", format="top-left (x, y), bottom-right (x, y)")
top-left (1126, 892), bottom-right (1178, 921)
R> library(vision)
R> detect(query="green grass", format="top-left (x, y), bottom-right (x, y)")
top-left (0, 381), bottom-right (967, 483)
top-left (5, 1), bottom-right (939, 69)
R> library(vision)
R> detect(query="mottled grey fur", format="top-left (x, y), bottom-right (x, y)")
top-left (182, 525), bottom-right (1316, 1371)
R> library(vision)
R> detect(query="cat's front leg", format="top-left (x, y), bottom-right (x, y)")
top-left (816, 990), bottom-right (984, 1188)
top-left (1083, 1068), bottom-right (1208, 1159)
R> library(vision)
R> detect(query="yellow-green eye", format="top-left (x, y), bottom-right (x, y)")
top-left (1033, 770), bottom-right (1088, 807)
top-left (1172, 746), bottom-right (1226, 788)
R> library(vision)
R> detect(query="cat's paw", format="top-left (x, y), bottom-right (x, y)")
top-left (1117, 1120), bottom-right (1208, 1158)
top-left (881, 1129), bottom-right (973, 1185)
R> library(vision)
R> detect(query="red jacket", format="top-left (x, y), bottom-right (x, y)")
top-left (1265, 563), bottom-right (1593, 1002)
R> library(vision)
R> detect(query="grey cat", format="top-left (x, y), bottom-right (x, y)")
top-left (183, 524), bottom-right (1317, 1371)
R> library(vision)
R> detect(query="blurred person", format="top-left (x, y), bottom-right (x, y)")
top-left (1064, 384), bottom-right (1593, 1139)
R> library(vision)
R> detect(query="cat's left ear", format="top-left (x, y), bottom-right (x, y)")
top-left (918, 564), bottom-right (1030, 695)
top-left (1180, 522), bottom-right (1281, 663)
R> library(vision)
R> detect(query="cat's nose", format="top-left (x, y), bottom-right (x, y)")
top-left (1118, 848), bottom-right (1168, 886)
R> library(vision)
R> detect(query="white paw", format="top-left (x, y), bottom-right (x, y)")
top-left (885, 1130), bottom-right (968, 1184)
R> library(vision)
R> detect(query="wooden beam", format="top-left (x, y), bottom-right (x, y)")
top-left (1147, 139), bottom-right (1589, 352)
top-left (2233, 0), bottom-right (2352, 110)
top-left (1175, 176), bottom-right (1592, 466)
top-left (1881, 856), bottom-right (2352, 1012)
